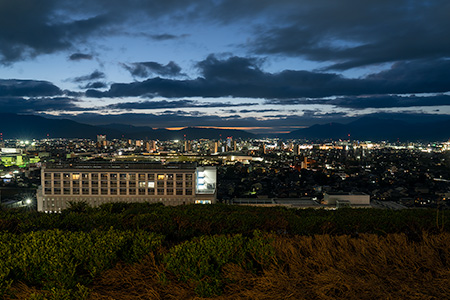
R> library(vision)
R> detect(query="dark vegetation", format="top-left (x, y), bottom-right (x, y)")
top-left (0, 203), bottom-right (449, 299)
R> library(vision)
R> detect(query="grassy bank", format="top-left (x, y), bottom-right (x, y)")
top-left (0, 203), bottom-right (449, 299)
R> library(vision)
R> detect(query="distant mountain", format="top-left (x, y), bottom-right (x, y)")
top-left (285, 116), bottom-right (450, 141)
top-left (100, 124), bottom-right (256, 140)
top-left (0, 113), bottom-right (122, 139)
top-left (0, 114), bottom-right (256, 140)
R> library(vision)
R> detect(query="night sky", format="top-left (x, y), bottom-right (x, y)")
top-left (1, 0), bottom-right (449, 134)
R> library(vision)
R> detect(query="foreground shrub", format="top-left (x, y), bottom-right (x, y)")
top-left (89, 232), bottom-right (450, 300)
top-left (163, 231), bottom-right (275, 297)
top-left (0, 229), bottom-right (163, 298)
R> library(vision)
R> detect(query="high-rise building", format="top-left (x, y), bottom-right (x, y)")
top-left (146, 140), bottom-right (157, 152)
top-left (37, 162), bottom-right (217, 212)
top-left (97, 135), bottom-right (107, 147)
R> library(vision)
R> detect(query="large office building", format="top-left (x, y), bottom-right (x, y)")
top-left (37, 162), bottom-right (216, 212)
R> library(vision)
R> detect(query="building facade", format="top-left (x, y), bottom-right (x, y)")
top-left (323, 192), bottom-right (370, 207)
top-left (37, 162), bottom-right (216, 212)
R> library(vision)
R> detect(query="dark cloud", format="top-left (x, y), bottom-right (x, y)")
top-left (250, 0), bottom-right (450, 70)
top-left (2, 0), bottom-right (448, 71)
top-left (87, 56), bottom-right (450, 99)
top-left (72, 70), bottom-right (106, 83)
top-left (83, 81), bottom-right (107, 89)
top-left (0, 0), bottom-right (213, 64)
top-left (267, 94), bottom-right (450, 110)
top-left (141, 33), bottom-right (189, 41)
top-left (69, 53), bottom-right (93, 61)
top-left (123, 61), bottom-right (183, 78)
top-left (106, 100), bottom-right (257, 110)
top-left (0, 96), bottom-right (83, 113)
top-left (0, 1), bottom-right (111, 64)
top-left (239, 109), bottom-right (277, 113)
top-left (0, 79), bottom-right (62, 97)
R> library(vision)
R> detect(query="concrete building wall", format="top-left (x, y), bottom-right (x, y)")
top-left (323, 193), bottom-right (370, 206)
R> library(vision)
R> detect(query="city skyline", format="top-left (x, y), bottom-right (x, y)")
top-left (1, 0), bottom-right (450, 134)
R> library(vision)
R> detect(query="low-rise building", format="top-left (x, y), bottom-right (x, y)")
top-left (37, 162), bottom-right (216, 212)
top-left (323, 192), bottom-right (370, 207)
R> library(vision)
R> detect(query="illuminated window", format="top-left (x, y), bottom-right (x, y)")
top-left (72, 173), bottom-right (80, 180)
top-left (138, 181), bottom-right (146, 188)
top-left (147, 182), bottom-right (155, 188)
top-left (157, 174), bottom-right (165, 180)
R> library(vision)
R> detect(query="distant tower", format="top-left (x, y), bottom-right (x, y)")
top-left (97, 135), bottom-right (107, 147)
top-left (184, 140), bottom-right (192, 152)
top-left (259, 143), bottom-right (266, 154)
top-left (226, 137), bottom-right (232, 151)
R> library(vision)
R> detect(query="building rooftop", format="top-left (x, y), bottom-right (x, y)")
top-left (44, 161), bottom-right (198, 170)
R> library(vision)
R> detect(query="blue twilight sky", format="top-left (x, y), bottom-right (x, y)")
top-left (1, 0), bottom-right (450, 134)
